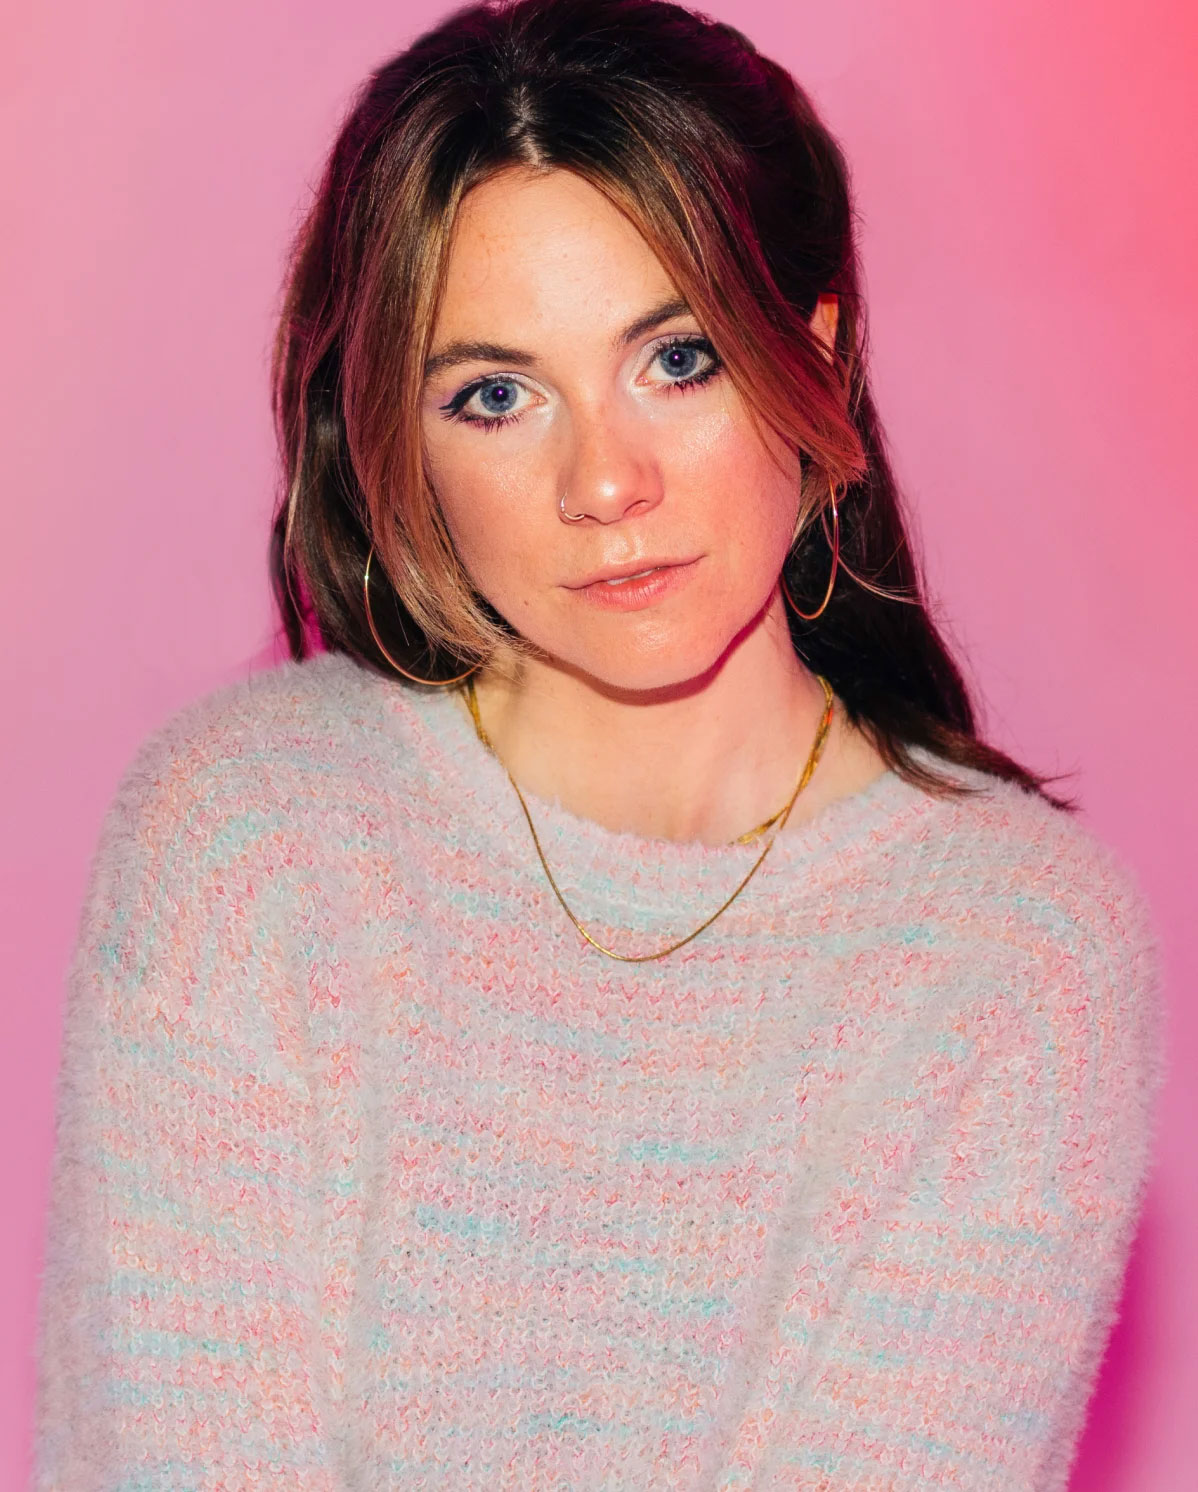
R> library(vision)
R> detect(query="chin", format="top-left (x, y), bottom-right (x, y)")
top-left (554, 622), bottom-right (746, 700)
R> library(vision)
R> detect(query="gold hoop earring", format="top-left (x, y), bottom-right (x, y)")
top-left (363, 545), bottom-right (480, 686)
top-left (780, 475), bottom-right (840, 622)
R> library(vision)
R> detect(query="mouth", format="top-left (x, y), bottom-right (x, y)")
top-left (568, 557), bottom-right (700, 589)
top-left (567, 556), bottom-right (703, 609)
top-left (595, 566), bottom-right (668, 587)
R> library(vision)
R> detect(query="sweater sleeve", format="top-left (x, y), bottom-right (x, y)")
top-left (757, 853), bottom-right (1168, 1491)
top-left (31, 726), bottom-right (344, 1491)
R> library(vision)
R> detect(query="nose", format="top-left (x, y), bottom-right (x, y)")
top-left (558, 405), bottom-right (663, 525)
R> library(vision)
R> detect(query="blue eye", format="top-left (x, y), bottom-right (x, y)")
top-left (439, 376), bottom-right (524, 433)
top-left (471, 379), bottom-right (521, 418)
top-left (657, 339), bottom-right (714, 381)
top-left (439, 335), bottom-right (723, 431)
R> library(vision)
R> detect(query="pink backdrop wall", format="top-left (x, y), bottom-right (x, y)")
top-left (4, 2), bottom-right (1194, 1487)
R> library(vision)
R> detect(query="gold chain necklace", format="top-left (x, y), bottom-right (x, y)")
top-left (462, 673), bottom-right (836, 963)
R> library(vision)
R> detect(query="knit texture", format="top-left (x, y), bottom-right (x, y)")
top-left (32, 649), bottom-right (1166, 1492)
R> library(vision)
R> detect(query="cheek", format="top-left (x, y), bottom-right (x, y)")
top-left (429, 454), bottom-right (551, 613)
top-left (667, 406), bottom-right (799, 555)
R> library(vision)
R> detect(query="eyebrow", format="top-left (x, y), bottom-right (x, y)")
top-left (422, 295), bottom-right (694, 385)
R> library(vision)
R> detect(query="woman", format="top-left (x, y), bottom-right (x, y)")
top-left (33, 0), bottom-right (1164, 1487)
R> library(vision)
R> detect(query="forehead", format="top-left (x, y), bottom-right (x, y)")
top-left (434, 166), bottom-right (680, 337)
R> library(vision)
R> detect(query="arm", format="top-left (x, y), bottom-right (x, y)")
top-left (31, 730), bottom-right (344, 1491)
top-left (762, 861), bottom-right (1168, 1491)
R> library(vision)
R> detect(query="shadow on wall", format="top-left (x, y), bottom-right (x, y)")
top-left (1069, 1198), bottom-right (1160, 1490)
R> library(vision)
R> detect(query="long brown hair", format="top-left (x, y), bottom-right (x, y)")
top-left (269, 0), bottom-right (1077, 810)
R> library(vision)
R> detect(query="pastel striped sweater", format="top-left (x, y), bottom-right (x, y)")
top-left (32, 648), bottom-right (1166, 1491)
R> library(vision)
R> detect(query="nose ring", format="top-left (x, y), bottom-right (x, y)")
top-left (559, 491), bottom-right (586, 523)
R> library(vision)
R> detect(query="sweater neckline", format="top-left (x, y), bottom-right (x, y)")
top-left (378, 668), bottom-right (933, 915)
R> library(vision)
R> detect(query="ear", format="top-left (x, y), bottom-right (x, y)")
top-left (809, 293), bottom-right (839, 361)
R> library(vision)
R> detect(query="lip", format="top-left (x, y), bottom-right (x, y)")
top-left (568, 556), bottom-right (701, 611)
top-left (568, 555), bottom-right (700, 588)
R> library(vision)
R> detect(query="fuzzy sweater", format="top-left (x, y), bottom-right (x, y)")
top-left (32, 648), bottom-right (1166, 1492)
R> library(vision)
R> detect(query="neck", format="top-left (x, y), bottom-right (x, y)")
top-left (460, 589), bottom-right (870, 847)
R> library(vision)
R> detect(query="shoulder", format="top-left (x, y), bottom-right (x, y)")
top-left (123, 647), bottom-right (391, 780)
top-left (902, 749), bottom-right (1166, 1112)
top-left (898, 746), bottom-right (1159, 974)
top-left (95, 649), bottom-right (406, 880)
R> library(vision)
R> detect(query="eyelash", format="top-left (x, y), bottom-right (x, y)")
top-left (438, 335), bottom-right (723, 432)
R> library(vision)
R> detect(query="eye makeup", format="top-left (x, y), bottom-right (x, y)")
top-left (436, 334), bottom-right (723, 432)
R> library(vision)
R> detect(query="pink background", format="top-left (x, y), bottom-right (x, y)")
top-left (4, 2), bottom-right (1194, 1487)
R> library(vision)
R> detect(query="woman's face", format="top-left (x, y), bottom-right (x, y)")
top-left (420, 165), bottom-right (822, 693)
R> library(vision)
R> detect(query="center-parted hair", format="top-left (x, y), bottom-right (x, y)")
top-left (269, 0), bottom-right (1074, 808)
